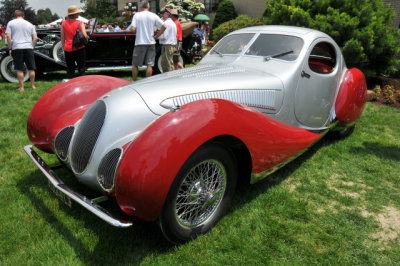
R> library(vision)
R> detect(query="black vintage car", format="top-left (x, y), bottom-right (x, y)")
top-left (0, 18), bottom-right (202, 82)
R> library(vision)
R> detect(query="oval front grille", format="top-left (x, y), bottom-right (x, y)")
top-left (98, 148), bottom-right (121, 191)
top-left (71, 100), bottom-right (106, 174)
top-left (54, 126), bottom-right (74, 161)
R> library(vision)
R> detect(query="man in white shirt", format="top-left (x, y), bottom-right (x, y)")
top-left (129, 1), bottom-right (166, 81)
top-left (6, 10), bottom-right (38, 91)
top-left (158, 8), bottom-right (177, 73)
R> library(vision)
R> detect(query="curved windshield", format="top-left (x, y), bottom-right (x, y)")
top-left (211, 33), bottom-right (255, 55)
top-left (245, 34), bottom-right (304, 61)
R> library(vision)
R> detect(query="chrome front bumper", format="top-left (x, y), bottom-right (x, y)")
top-left (24, 145), bottom-right (133, 228)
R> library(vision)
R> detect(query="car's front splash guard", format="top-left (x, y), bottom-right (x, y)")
top-left (24, 145), bottom-right (133, 228)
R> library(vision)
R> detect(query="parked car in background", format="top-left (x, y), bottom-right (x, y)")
top-left (24, 26), bottom-right (367, 244)
top-left (0, 19), bottom-right (202, 82)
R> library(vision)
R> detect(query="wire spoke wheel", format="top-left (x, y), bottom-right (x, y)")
top-left (175, 159), bottom-right (227, 227)
top-left (159, 143), bottom-right (237, 244)
top-left (0, 55), bottom-right (28, 83)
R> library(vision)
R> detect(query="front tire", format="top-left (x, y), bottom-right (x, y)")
top-left (159, 142), bottom-right (238, 244)
top-left (0, 55), bottom-right (29, 83)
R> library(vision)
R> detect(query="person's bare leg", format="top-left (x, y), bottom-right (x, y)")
top-left (17, 71), bottom-right (24, 91)
top-left (132, 65), bottom-right (139, 81)
top-left (146, 66), bottom-right (153, 77)
top-left (29, 70), bottom-right (36, 89)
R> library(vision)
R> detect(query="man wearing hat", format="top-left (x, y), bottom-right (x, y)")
top-left (128, 1), bottom-right (166, 81)
top-left (6, 10), bottom-right (38, 91)
top-left (61, 5), bottom-right (88, 80)
top-left (158, 8), bottom-right (177, 73)
top-left (171, 9), bottom-right (183, 70)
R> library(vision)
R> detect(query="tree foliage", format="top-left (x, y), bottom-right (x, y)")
top-left (263, 0), bottom-right (400, 77)
top-left (36, 8), bottom-right (59, 25)
top-left (163, 0), bottom-right (205, 22)
top-left (0, 0), bottom-right (36, 25)
top-left (212, 0), bottom-right (237, 31)
top-left (213, 15), bottom-right (263, 43)
top-left (81, 0), bottom-right (118, 21)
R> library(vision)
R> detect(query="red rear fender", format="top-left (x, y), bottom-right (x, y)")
top-left (115, 99), bottom-right (321, 221)
top-left (27, 75), bottom-right (130, 153)
top-left (335, 68), bottom-right (367, 125)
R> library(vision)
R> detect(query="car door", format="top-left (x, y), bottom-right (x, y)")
top-left (86, 30), bottom-right (135, 66)
top-left (294, 39), bottom-right (340, 128)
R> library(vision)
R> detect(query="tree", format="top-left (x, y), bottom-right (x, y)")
top-left (81, 0), bottom-right (118, 21)
top-left (212, 15), bottom-right (263, 43)
top-left (36, 8), bottom-right (60, 25)
top-left (0, 0), bottom-right (36, 25)
top-left (163, 0), bottom-right (205, 22)
top-left (263, 0), bottom-right (400, 77)
top-left (212, 0), bottom-right (237, 32)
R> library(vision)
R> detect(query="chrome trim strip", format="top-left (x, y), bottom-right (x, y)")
top-left (24, 145), bottom-right (133, 228)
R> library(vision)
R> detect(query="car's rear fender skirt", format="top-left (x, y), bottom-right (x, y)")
top-left (27, 75), bottom-right (130, 153)
top-left (115, 99), bottom-right (321, 221)
top-left (334, 68), bottom-right (367, 126)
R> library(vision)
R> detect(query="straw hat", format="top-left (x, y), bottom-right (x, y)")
top-left (66, 5), bottom-right (83, 16)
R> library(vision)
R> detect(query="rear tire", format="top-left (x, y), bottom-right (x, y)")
top-left (159, 142), bottom-right (237, 244)
top-left (0, 55), bottom-right (29, 83)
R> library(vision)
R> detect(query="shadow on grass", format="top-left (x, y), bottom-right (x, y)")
top-left (17, 170), bottom-right (172, 265)
top-left (17, 136), bottom-right (334, 264)
top-left (349, 141), bottom-right (400, 161)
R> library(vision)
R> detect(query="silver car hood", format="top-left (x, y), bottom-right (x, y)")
top-left (130, 63), bottom-right (284, 115)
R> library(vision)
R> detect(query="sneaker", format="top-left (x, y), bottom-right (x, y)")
top-left (62, 79), bottom-right (70, 83)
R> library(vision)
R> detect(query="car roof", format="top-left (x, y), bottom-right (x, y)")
top-left (231, 25), bottom-right (331, 40)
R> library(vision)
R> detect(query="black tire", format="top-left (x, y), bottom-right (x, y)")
top-left (52, 41), bottom-right (65, 63)
top-left (159, 142), bottom-right (238, 244)
top-left (0, 55), bottom-right (29, 83)
top-left (329, 124), bottom-right (355, 139)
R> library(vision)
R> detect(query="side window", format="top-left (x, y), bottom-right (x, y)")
top-left (308, 42), bottom-right (336, 74)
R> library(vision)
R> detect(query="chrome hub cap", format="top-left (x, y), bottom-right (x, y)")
top-left (175, 159), bottom-right (227, 227)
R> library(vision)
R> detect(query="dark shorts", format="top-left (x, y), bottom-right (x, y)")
top-left (12, 49), bottom-right (36, 71)
top-left (132, 45), bottom-right (156, 67)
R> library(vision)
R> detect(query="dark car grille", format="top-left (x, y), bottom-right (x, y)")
top-left (98, 148), bottom-right (122, 191)
top-left (54, 126), bottom-right (74, 161)
top-left (71, 100), bottom-right (106, 174)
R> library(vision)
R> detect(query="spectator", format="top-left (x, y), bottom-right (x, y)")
top-left (100, 24), bottom-right (109, 32)
top-left (108, 24), bottom-right (114, 32)
top-left (159, 8), bottom-right (176, 73)
top-left (128, 0), bottom-right (166, 81)
top-left (61, 5), bottom-right (88, 80)
top-left (122, 21), bottom-right (129, 30)
top-left (114, 22), bottom-right (121, 32)
top-left (171, 9), bottom-right (183, 70)
top-left (6, 9), bottom-right (38, 92)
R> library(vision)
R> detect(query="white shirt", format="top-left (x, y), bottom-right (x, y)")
top-left (5, 18), bottom-right (36, 49)
top-left (130, 11), bottom-right (164, 45)
top-left (158, 17), bottom-right (177, 45)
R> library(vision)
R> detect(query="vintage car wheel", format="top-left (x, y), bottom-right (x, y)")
top-left (159, 142), bottom-right (238, 244)
top-left (154, 53), bottom-right (184, 74)
top-left (0, 55), bottom-right (29, 83)
top-left (330, 124), bottom-right (356, 139)
top-left (52, 41), bottom-right (65, 63)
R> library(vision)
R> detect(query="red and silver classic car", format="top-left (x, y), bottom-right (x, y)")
top-left (25, 25), bottom-right (366, 243)
top-left (0, 18), bottom-right (202, 82)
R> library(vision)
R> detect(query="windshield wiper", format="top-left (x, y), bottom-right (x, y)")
top-left (213, 50), bottom-right (223, 57)
top-left (264, 50), bottom-right (294, 61)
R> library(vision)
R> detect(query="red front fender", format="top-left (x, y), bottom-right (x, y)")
top-left (115, 99), bottom-right (321, 221)
top-left (27, 75), bottom-right (129, 153)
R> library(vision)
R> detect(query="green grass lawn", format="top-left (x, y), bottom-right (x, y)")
top-left (0, 71), bottom-right (399, 265)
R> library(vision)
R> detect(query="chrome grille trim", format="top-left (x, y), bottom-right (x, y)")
top-left (161, 89), bottom-right (277, 111)
top-left (71, 100), bottom-right (106, 174)
top-left (54, 126), bottom-right (74, 161)
top-left (98, 148), bottom-right (122, 192)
